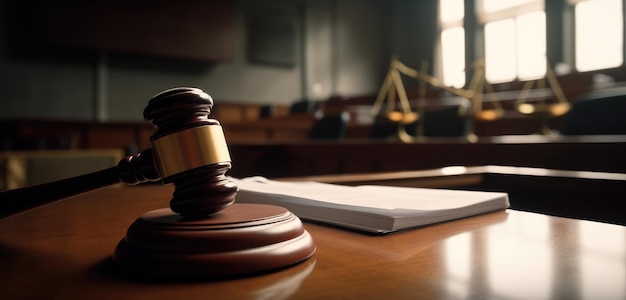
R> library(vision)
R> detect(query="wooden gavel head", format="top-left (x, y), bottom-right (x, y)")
top-left (121, 87), bottom-right (238, 218)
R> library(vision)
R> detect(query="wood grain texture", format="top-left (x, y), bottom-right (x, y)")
top-left (1, 184), bottom-right (624, 299)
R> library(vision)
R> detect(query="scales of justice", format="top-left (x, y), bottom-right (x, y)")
top-left (0, 87), bottom-right (316, 278)
top-left (371, 57), bottom-right (569, 142)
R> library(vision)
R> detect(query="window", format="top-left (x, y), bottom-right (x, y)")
top-left (478, 0), bottom-right (546, 83)
top-left (482, 0), bottom-right (537, 13)
top-left (438, 0), bottom-right (624, 87)
top-left (439, 0), bottom-right (466, 88)
top-left (572, 0), bottom-right (624, 72)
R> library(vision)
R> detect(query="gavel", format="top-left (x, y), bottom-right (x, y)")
top-left (0, 87), bottom-right (315, 278)
top-left (0, 87), bottom-right (237, 218)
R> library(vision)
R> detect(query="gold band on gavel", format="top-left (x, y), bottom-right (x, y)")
top-left (151, 125), bottom-right (231, 178)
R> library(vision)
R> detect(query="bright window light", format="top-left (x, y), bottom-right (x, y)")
top-left (484, 11), bottom-right (546, 83)
top-left (439, 0), bottom-right (465, 87)
top-left (483, 0), bottom-right (536, 13)
top-left (575, 0), bottom-right (624, 72)
top-left (440, 0), bottom-right (464, 22)
top-left (516, 11), bottom-right (546, 80)
top-left (441, 27), bottom-right (466, 88)
top-left (485, 18), bottom-right (517, 83)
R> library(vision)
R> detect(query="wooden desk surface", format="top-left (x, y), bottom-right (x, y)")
top-left (1, 185), bottom-right (624, 299)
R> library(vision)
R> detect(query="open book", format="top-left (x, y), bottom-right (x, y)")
top-left (230, 177), bottom-right (510, 234)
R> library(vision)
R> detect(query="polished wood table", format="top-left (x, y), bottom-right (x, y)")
top-left (1, 184), bottom-right (624, 299)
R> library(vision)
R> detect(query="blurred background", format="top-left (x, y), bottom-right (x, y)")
top-left (1, 0), bottom-right (625, 188)
top-left (2, 0), bottom-right (622, 122)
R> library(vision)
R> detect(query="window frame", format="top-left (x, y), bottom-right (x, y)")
top-left (476, 0), bottom-right (546, 83)
top-left (437, 0), bottom-right (466, 88)
top-left (568, 0), bottom-right (624, 72)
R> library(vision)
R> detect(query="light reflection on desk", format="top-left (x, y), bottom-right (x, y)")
top-left (1, 185), bottom-right (625, 299)
top-left (443, 213), bottom-right (626, 300)
top-left (251, 259), bottom-right (316, 300)
top-left (578, 222), bottom-right (625, 300)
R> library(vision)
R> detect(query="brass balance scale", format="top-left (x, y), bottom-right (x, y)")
top-left (514, 66), bottom-right (570, 135)
top-left (371, 57), bottom-right (568, 142)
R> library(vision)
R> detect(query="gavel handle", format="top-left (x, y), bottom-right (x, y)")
top-left (0, 149), bottom-right (160, 218)
top-left (0, 167), bottom-right (121, 218)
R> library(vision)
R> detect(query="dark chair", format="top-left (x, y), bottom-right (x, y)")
top-left (562, 87), bottom-right (626, 135)
top-left (369, 119), bottom-right (400, 139)
top-left (259, 105), bottom-right (274, 119)
top-left (370, 106), bottom-right (468, 139)
top-left (421, 106), bottom-right (468, 137)
top-left (289, 99), bottom-right (317, 114)
top-left (309, 111), bottom-right (351, 140)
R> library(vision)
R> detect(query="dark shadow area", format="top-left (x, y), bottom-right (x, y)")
top-left (106, 52), bottom-right (216, 74)
top-left (448, 173), bottom-right (626, 226)
top-left (3, 1), bottom-right (93, 64)
top-left (91, 256), bottom-right (315, 284)
top-left (3, 0), bottom-right (221, 73)
top-left (563, 86), bottom-right (626, 135)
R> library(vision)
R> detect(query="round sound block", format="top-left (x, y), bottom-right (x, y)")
top-left (113, 203), bottom-right (316, 278)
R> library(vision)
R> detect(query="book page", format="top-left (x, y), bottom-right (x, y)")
top-left (231, 177), bottom-right (506, 211)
